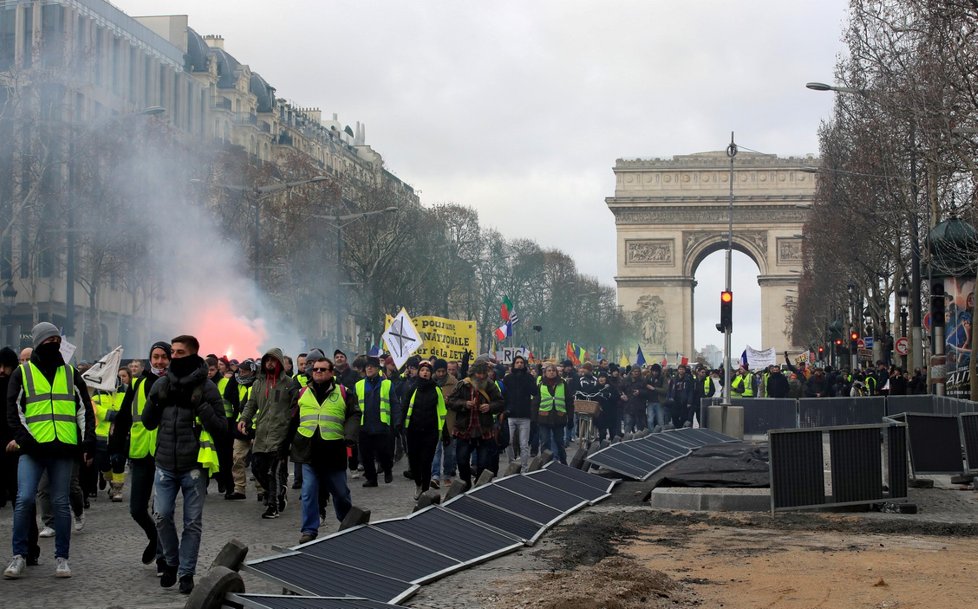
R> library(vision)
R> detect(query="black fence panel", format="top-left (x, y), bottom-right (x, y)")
top-left (769, 430), bottom-right (824, 510)
top-left (887, 425), bottom-right (909, 499)
top-left (961, 413), bottom-right (978, 472)
top-left (886, 395), bottom-right (936, 416)
top-left (830, 427), bottom-right (883, 503)
top-left (893, 413), bottom-right (964, 474)
top-left (741, 399), bottom-right (797, 435)
top-left (799, 397), bottom-right (886, 428)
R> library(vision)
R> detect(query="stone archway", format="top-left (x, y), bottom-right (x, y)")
top-left (607, 151), bottom-right (814, 359)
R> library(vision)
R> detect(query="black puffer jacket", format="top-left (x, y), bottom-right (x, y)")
top-left (502, 367), bottom-right (537, 419)
top-left (142, 356), bottom-right (226, 472)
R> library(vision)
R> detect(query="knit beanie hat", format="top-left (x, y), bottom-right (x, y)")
top-left (31, 322), bottom-right (60, 349)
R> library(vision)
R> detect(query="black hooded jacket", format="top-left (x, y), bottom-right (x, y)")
top-left (109, 368), bottom-right (164, 455)
top-left (502, 361), bottom-right (537, 419)
top-left (142, 355), bottom-right (226, 472)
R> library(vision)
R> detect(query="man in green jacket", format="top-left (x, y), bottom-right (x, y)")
top-left (237, 348), bottom-right (299, 520)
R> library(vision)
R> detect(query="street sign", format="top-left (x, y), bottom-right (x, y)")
top-left (863, 336), bottom-right (874, 349)
top-left (857, 338), bottom-right (865, 349)
top-left (895, 336), bottom-right (909, 356)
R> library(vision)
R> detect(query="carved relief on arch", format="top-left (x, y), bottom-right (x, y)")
top-left (682, 230), bottom-right (768, 275)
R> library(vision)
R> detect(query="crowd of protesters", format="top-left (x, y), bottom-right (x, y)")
top-left (0, 327), bottom-right (933, 593)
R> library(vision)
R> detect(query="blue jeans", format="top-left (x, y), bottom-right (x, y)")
top-left (454, 438), bottom-right (492, 487)
top-left (300, 464), bottom-right (352, 535)
top-left (13, 454), bottom-right (73, 559)
top-left (647, 402), bottom-right (666, 430)
top-left (154, 467), bottom-right (206, 577)
top-left (431, 439), bottom-right (457, 480)
top-left (538, 424), bottom-right (567, 465)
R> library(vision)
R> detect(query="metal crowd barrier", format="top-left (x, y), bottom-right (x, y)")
top-left (699, 394), bottom-right (978, 437)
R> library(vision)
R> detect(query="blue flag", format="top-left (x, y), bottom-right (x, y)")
top-left (636, 345), bottom-right (646, 367)
top-left (740, 349), bottom-right (748, 368)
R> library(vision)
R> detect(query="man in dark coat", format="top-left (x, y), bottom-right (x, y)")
top-left (448, 359), bottom-right (504, 488)
top-left (142, 335), bottom-right (226, 594)
top-left (502, 355), bottom-right (536, 472)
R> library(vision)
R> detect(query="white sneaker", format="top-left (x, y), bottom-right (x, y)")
top-left (39, 526), bottom-right (55, 538)
top-left (73, 513), bottom-right (85, 532)
top-left (3, 555), bottom-right (25, 579)
top-left (55, 557), bottom-right (71, 578)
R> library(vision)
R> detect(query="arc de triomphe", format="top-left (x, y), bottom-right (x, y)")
top-left (607, 151), bottom-right (815, 359)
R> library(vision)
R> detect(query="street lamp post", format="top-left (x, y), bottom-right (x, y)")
top-left (309, 207), bottom-right (398, 351)
top-left (722, 132), bottom-right (737, 405)
top-left (897, 279), bottom-right (909, 368)
top-left (2, 279), bottom-right (17, 347)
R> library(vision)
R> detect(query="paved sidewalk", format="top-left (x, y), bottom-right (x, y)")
top-left (0, 455), bottom-right (445, 609)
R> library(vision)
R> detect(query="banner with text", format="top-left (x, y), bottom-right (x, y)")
top-left (385, 314), bottom-right (477, 362)
top-left (494, 347), bottom-right (529, 365)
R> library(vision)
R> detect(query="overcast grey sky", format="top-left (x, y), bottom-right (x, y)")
top-left (116, 0), bottom-right (847, 352)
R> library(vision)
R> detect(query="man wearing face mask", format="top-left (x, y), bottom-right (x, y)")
top-left (5, 323), bottom-right (96, 580)
top-left (109, 341), bottom-right (170, 570)
top-left (142, 335), bottom-right (226, 594)
top-left (238, 348), bottom-right (300, 520)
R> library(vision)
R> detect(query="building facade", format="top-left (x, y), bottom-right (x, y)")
top-left (0, 0), bottom-right (416, 357)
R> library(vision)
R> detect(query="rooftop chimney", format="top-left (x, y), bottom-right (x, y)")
top-left (202, 34), bottom-right (224, 50)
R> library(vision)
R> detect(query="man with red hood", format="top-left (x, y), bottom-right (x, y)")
top-left (238, 348), bottom-right (299, 520)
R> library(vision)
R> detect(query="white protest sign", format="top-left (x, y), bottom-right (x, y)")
top-left (494, 347), bottom-right (529, 365)
top-left (745, 345), bottom-right (777, 369)
top-left (59, 338), bottom-right (77, 364)
top-left (82, 346), bottom-right (124, 391)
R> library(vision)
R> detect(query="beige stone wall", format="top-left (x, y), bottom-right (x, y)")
top-left (608, 152), bottom-right (815, 358)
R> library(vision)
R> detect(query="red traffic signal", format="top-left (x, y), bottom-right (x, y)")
top-left (834, 338), bottom-right (843, 346)
top-left (850, 330), bottom-right (859, 341)
top-left (718, 290), bottom-right (733, 331)
top-left (817, 345), bottom-right (824, 353)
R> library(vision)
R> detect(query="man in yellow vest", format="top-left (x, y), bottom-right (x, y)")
top-left (90, 383), bottom-right (125, 502)
top-left (110, 341), bottom-right (170, 571)
top-left (4, 322), bottom-right (95, 580)
top-left (286, 357), bottom-right (359, 544)
top-left (353, 356), bottom-right (398, 488)
top-left (534, 362), bottom-right (573, 465)
top-left (142, 335), bottom-right (226, 595)
top-left (227, 359), bottom-right (257, 501)
top-left (730, 364), bottom-right (755, 398)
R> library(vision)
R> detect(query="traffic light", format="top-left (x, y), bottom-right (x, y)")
top-left (931, 282), bottom-right (945, 328)
top-left (850, 330), bottom-right (859, 353)
top-left (817, 345), bottom-right (825, 360)
top-left (717, 290), bottom-right (733, 332)
top-left (850, 330), bottom-right (859, 341)
top-left (834, 338), bottom-right (843, 355)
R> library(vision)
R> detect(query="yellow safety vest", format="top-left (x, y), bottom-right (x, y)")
top-left (217, 377), bottom-right (235, 419)
top-left (21, 363), bottom-right (78, 445)
top-left (92, 392), bottom-right (118, 441)
top-left (405, 386), bottom-right (446, 433)
top-left (296, 385), bottom-right (346, 440)
top-left (295, 373), bottom-right (309, 388)
top-left (356, 378), bottom-right (391, 426)
top-left (129, 377), bottom-right (157, 459)
top-left (197, 425), bottom-right (219, 476)
top-left (538, 382), bottom-right (566, 414)
top-left (731, 373), bottom-right (754, 397)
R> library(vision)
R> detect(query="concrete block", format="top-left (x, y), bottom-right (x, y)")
top-left (612, 435), bottom-right (621, 444)
top-left (475, 469), bottom-right (495, 487)
top-left (569, 448), bottom-right (587, 470)
top-left (184, 566), bottom-right (244, 609)
top-left (209, 539), bottom-right (248, 572)
top-left (908, 477), bottom-right (935, 488)
top-left (649, 487), bottom-right (770, 512)
top-left (706, 404), bottom-right (744, 439)
top-left (338, 505), bottom-right (371, 531)
top-left (950, 474), bottom-right (973, 485)
top-left (528, 450), bottom-right (553, 472)
top-left (414, 490), bottom-right (442, 512)
top-left (504, 461), bottom-right (522, 476)
top-left (444, 479), bottom-right (468, 501)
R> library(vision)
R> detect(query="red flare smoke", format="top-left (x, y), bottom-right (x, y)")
top-left (187, 299), bottom-right (266, 360)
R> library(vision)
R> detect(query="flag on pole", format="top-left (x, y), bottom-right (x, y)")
top-left (661, 355), bottom-right (668, 367)
top-left (635, 345), bottom-right (646, 367)
top-left (82, 346), bottom-right (124, 391)
top-left (500, 295), bottom-right (519, 324)
top-left (619, 352), bottom-right (630, 368)
top-left (565, 341), bottom-right (585, 366)
top-left (680, 354), bottom-right (689, 367)
top-left (493, 320), bottom-right (513, 341)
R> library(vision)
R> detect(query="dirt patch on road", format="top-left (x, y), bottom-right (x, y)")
top-left (492, 509), bottom-right (978, 609)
